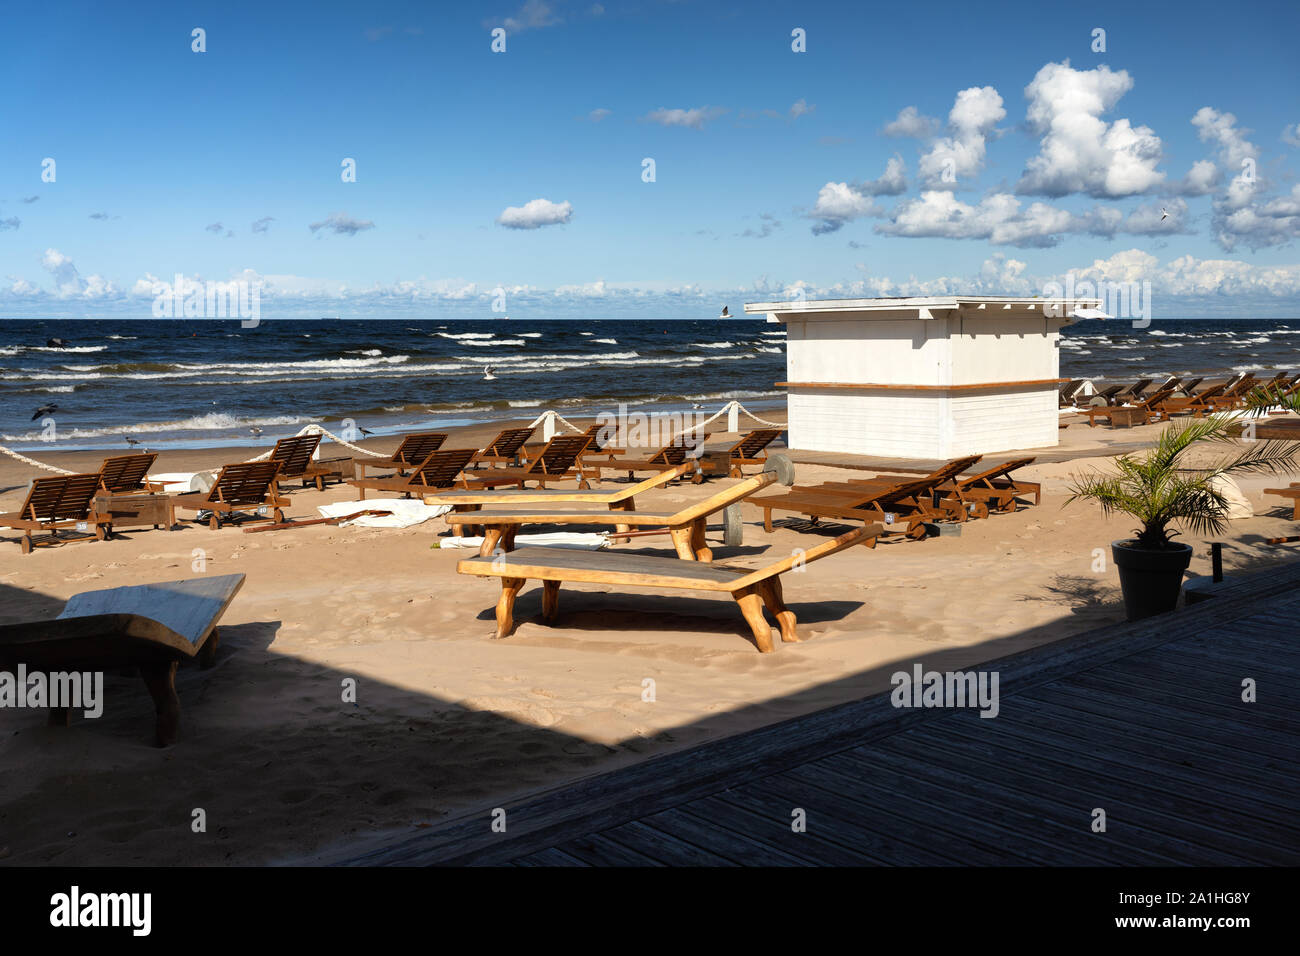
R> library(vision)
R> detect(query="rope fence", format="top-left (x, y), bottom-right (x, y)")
top-left (0, 400), bottom-right (787, 476)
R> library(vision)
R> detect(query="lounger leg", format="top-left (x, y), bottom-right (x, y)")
top-left (609, 498), bottom-right (634, 536)
top-left (541, 580), bottom-right (560, 622)
top-left (495, 577), bottom-right (525, 639)
top-left (669, 526), bottom-right (696, 560)
top-left (690, 517), bottom-right (712, 562)
top-left (763, 507), bottom-right (773, 533)
top-left (140, 661), bottom-right (180, 747)
top-left (481, 527), bottom-right (504, 558)
top-left (502, 527), bottom-right (518, 552)
top-left (759, 578), bottom-right (799, 643)
top-left (735, 587), bottom-right (775, 653)
top-left (198, 626), bottom-right (220, 669)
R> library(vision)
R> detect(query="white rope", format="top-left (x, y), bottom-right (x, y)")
top-left (0, 444), bottom-right (77, 474)
top-left (526, 410), bottom-right (586, 434)
top-left (731, 402), bottom-right (787, 428)
top-left (241, 423), bottom-right (390, 463)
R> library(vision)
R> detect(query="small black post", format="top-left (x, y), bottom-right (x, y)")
top-left (1211, 542), bottom-right (1223, 583)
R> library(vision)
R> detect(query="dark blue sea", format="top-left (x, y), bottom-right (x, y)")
top-left (1, 317), bottom-right (1297, 450)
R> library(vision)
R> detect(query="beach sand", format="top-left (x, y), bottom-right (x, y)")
top-left (1, 412), bottom-right (1297, 865)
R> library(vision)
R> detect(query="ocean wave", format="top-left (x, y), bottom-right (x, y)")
top-left (435, 332), bottom-right (495, 340)
top-left (30, 345), bottom-right (108, 353)
top-left (460, 338), bottom-right (527, 346)
top-left (694, 341), bottom-right (735, 349)
top-left (2, 411), bottom-right (321, 442)
top-left (592, 338), bottom-right (618, 345)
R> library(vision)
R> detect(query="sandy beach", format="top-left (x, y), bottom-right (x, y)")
top-left (2, 408), bottom-right (1297, 866)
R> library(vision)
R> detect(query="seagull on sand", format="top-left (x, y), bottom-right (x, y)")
top-left (483, 365), bottom-right (498, 381)
top-left (248, 426), bottom-right (264, 438)
top-left (123, 434), bottom-right (141, 448)
top-left (31, 402), bottom-right (58, 421)
top-left (358, 426), bottom-right (374, 437)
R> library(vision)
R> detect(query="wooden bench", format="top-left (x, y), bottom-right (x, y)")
top-left (0, 573), bottom-right (245, 745)
top-left (1264, 482), bottom-right (1300, 520)
top-left (456, 525), bottom-right (881, 652)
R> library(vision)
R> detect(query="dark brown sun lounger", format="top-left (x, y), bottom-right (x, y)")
top-left (457, 524), bottom-right (882, 652)
top-left (825, 456), bottom-right (1040, 515)
top-left (96, 453), bottom-right (161, 493)
top-left (355, 432), bottom-right (449, 478)
top-left (461, 435), bottom-right (597, 489)
top-left (0, 473), bottom-right (107, 554)
top-left (0, 573), bottom-right (245, 745)
top-left (1083, 387), bottom-right (1175, 427)
top-left (169, 461), bottom-right (291, 529)
top-left (471, 427), bottom-right (537, 467)
top-left (350, 447), bottom-right (478, 500)
top-left (748, 454), bottom-right (982, 537)
top-left (267, 433), bottom-right (352, 491)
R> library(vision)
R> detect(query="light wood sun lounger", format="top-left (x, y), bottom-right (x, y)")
top-left (1154, 381), bottom-right (1227, 418)
top-left (355, 432), bottom-right (449, 478)
top-left (0, 574), bottom-right (245, 745)
top-left (1264, 482), bottom-right (1300, 520)
top-left (457, 524), bottom-right (881, 652)
top-left (724, 428), bottom-right (784, 476)
top-left (470, 427), bottom-right (536, 467)
top-left (598, 433), bottom-right (711, 484)
top-left (748, 454), bottom-right (982, 537)
top-left (460, 435), bottom-right (597, 489)
top-left (268, 433), bottom-right (351, 490)
top-left (350, 447), bottom-right (478, 500)
top-left (1083, 387), bottom-right (1175, 427)
top-left (0, 473), bottom-right (108, 554)
top-left (445, 467), bottom-right (781, 560)
top-left (423, 462), bottom-right (695, 513)
top-left (169, 461), bottom-right (292, 529)
top-left (97, 453), bottom-right (161, 493)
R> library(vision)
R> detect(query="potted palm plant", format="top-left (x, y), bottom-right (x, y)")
top-left (1068, 413), bottom-right (1300, 621)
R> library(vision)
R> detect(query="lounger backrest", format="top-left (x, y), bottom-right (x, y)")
top-left (206, 461), bottom-right (284, 505)
top-left (731, 429), bottom-right (783, 459)
top-left (481, 427), bottom-right (534, 458)
top-left (20, 473), bottom-right (102, 522)
top-left (97, 453), bottom-right (158, 493)
top-left (955, 457), bottom-right (1035, 490)
top-left (269, 434), bottom-right (323, 477)
top-left (729, 524), bottom-right (884, 590)
top-left (1094, 384), bottom-right (1123, 398)
top-left (872, 454), bottom-right (983, 505)
top-left (1192, 382), bottom-right (1226, 401)
top-left (1137, 387), bottom-right (1175, 409)
top-left (525, 435), bottom-right (593, 475)
top-left (647, 432), bottom-right (709, 465)
top-left (392, 432), bottom-right (448, 465)
top-left (409, 448), bottom-right (477, 488)
top-left (1180, 377), bottom-right (1204, 394)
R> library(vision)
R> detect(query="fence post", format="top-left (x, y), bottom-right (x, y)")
top-left (727, 401), bottom-right (739, 433)
top-left (542, 411), bottom-right (556, 442)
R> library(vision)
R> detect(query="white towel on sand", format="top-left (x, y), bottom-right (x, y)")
top-left (316, 498), bottom-right (451, 529)
top-left (147, 471), bottom-right (216, 492)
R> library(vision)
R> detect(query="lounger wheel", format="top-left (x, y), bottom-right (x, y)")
top-left (905, 523), bottom-right (928, 541)
top-left (20, 534), bottom-right (32, 555)
top-left (209, 513), bottom-right (221, 531)
top-left (762, 454), bottom-right (796, 487)
top-left (273, 508), bottom-right (285, 523)
top-left (722, 504), bottom-right (744, 548)
top-left (95, 523), bottom-right (110, 540)
top-left (1000, 498), bottom-right (1018, 514)
top-left (971, 502), bottom-right (990, 520)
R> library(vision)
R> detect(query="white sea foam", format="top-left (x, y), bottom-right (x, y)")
top-left (694, 341), bottom-right (735, 349)
top-left (30, 345), bottom-right (108, 353)
top-left (592, 338), bottom-right (618, 345)
top-left (435, 332), bottom-right (495, 339)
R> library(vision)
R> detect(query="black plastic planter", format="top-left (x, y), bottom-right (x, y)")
top-left (1111, 540), bottom-right (1194, 621)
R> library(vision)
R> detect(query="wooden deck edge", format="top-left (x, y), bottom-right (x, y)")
top-left (338, 559), bottom-right (1300, 866)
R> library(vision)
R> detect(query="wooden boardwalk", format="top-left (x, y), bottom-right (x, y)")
top-left (348, 563), bottom-right (1300, 866)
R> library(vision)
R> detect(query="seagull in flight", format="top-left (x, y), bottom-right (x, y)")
top-left (719, 305), bottom-right (730, 318)
top-left (31, 402), bottom-right (58, 421)
top-left (483, 365), bottom-right (498, 381)
top-left (1160, 207), bottom-right (1169, 222)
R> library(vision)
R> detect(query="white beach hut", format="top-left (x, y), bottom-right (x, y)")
top-left (744, 295), bottom-right (1103, 459)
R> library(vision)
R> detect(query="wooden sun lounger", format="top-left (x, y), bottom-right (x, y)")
top-left (748, 455), bottom-right (982, 537)
top-left (825, 456), bottom-right (1040, 516)
top-left (423, 462), bottom-right (695, 513)
top-left (268, 434), bottom-right (351, 491)
top-left (457, 524), bottom-right (882, 652)
top-left (1201, 375), bottom-right (1260, 411)
top-left (725, 428), bottom-right (784, 477)
top-left (1076, 383), bottom-right (1124, 408)
top-left (169, 461), bottom-right (292, 529)
top-left (601, 433), bottom-right (711, 484)
top-left (1058, 380), bottom-right (1086, 406)
top-left (97, 453), bottom-right (161, 493)
top-left (355, 432), bottom-right (449, 478)
top-left (0, 473), bottom-right (108, 554)
top-left (470, 427), bottom-right (536, 467)
top-left (1154, 381), bottom-right (1227, 418)
top-left (460, 435), bottom-right (597, 489)
top-left (1111, 378), bottom-right (1153, 404)
top-left (445, 468), bottom-right (780, 560)
top-left (1082, 387), bottom-right (1176, 427)
top-left (1264, 482), bottom-right (1300, 520)
top-left (0, 574), bottom-right (245, 746)
top-left (350, 447), bottom-right (478, 500)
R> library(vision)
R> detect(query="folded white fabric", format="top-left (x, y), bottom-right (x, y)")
top-left (147, 471), bottom-right (216, 492)
top-left (433, 532), bottom-right (610, 550)
top-left (316, 498), bottom-right (452, 529)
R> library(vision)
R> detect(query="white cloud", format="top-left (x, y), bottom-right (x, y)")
top-left (1192, 107), bottom-right (1259, 175)
top-left (496, 197), bottom-right (573, 229)
top-left (309, 212), bottom-right (375, 236)
top-left (918, 86), bottom-right (1005, 187)
top-left (808, 157), bottom-right (906, 234)
top-left (586, 108), bottom-right (611, 122)
top-left (497, 0), bottom-right (560, 32)
top-left (876, 191), bottom-right (1074, 247)
top-left (1177, 159), bottom-right (1220, 196)
top-left (1016, 62), bottom-right (1165, 198)
top-left (1072, 248), bottom-right (1300, 298)
top-left (642, 106), bottom-right (727, 130)
top-left (1283, 122), bottom-right (1300, 148)
top-left (883, 105), bottom-right (939, 139)
top-left (789, 98), bottom-right (815, 120)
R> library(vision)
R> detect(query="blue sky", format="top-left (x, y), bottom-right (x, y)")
top-left (2, 0), bottom-right (1299, 318)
